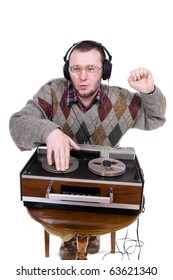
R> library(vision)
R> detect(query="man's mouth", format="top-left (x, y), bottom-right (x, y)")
top-left (79, 84), bottom-right (87, 90)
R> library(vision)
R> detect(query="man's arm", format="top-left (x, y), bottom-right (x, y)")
top-left (9, 81), bottom-right (80, 170)
top-left (9, 93), bottom-right (59, 151)
top-left (128, 67), bottom-right (166, 129)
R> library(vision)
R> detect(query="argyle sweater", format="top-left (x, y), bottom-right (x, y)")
top-left (9, 78), bottom-right (166, 151)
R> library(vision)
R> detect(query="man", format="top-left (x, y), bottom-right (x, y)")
top-left (9, 40), bottom-right (166, 259)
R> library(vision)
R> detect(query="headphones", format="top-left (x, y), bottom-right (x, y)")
top-left (63, 40), bottom-right (112, 81)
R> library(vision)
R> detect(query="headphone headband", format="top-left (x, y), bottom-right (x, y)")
top-left (63, 40), bottom-right (112, 80)
top-left (63, 40), bottom-right (112, 62)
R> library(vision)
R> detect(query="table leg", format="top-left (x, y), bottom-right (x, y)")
top-left (44, 230), bottom-right (50, 257)
top-left (76, 235), bottom-right (89, 260)
top-left (111, 231), bottom-right (116, 253)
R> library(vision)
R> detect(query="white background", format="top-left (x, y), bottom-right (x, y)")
top-left (1, 0), bottom-right (172, 279)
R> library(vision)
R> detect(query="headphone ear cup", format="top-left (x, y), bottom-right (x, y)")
top-left (63, 60), bottom-right (71, 81)
top-left (102, 59), bottom-right (112, 80)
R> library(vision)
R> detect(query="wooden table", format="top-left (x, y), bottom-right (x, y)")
top-left (27, 205), bottom-right (143, 260)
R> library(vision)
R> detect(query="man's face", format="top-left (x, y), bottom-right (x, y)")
top-left (69, 49), bottom-right (103, 101)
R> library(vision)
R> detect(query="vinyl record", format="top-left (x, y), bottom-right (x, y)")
top-left (88, 157), bottom-right (126, 177)
top-left (42, 156), bottom-right (79, 174)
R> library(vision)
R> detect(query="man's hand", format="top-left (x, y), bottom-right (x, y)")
top-left (128, 67), bottom-right (155, 94)
top-left (45, 129), bottom-right (80, 171)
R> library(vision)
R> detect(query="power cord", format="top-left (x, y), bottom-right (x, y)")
top-left (102, 218), bottom-right (144, 260)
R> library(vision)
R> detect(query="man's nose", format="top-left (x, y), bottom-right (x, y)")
top-left (79, 69), bottom-right (88, 79)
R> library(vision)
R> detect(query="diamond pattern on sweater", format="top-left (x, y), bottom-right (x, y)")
top-left (92, 124), bottom-right (107, 145)
top-left (118, 111), bottom-right (133, 134)
top-left (98, 94), bottom-right (112, 121)
top-left (114, 93), bottom-right (127, 120)
top-left (62, 123), bottom-right (74, 139)
top-left (129, 95), bottom-right (141, 120)
top-left (75, 121), bottom-right (90, 144)
top-left (108, 123), bottom-right (123, 146)
top-left (51, 88), bottom-right (59, 117)
top-left (38, 97), bottom-right (52, 119)
top-left (59, 91), bottom-right (71, 119)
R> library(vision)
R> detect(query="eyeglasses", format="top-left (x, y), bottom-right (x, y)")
top-left (69, 65), bottom-right (102, 75)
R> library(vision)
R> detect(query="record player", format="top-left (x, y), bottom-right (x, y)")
top-left (20, 144), bottom-right (144, 215)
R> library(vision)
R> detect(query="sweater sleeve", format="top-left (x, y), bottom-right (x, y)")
top-left (9, 82), bottom-right (61, 151)
top-left (133, 86), bottom-right (166, 130)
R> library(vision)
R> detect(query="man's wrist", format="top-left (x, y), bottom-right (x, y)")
top-left (140, 85), bottom-right (155, 95)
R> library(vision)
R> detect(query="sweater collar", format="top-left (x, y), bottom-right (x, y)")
top-left (66, 83), bottom-right (103, 111)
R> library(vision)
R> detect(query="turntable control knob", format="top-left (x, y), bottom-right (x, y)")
top-left (102, 160), bottom-right (112, 167)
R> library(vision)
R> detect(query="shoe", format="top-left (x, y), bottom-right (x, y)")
top-left (87, 236), bottom-right (100, 254)
top-left (59, 236), bottom-right (77, 260)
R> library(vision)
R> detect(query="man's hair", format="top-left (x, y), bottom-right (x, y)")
top-left (69, 41), bottom-right (106, 63)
